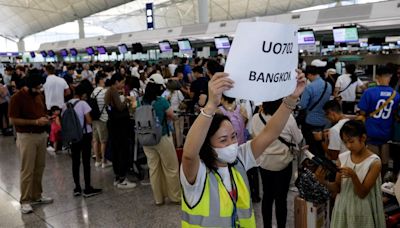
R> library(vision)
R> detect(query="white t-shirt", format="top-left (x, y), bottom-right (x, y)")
top-left (335, 74), bottom-right (363, 102)
top-left (43, 75), bottom-right (69, 110)
top-left (180, 141), bottom-right (257, 207)
top-left (81, 70), bottom-right (94, 82)
top-left (91, 87), bottom-right (108, 122)
top-left (162, 90), bottom-right (184, 111)
top-left (328, 118), bottom-right (349, 153)
top-left (168, 63), bottom-right (178, 76)
top-left (131, 66), bottom-right (139, 78)
top-left (63, 99), bottom-right (93, 133)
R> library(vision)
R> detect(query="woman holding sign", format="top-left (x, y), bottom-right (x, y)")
top-left (180, 71), bottom-right (306, 227)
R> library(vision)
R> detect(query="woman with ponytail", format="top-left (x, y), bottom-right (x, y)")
top-left (334, 64), bottom-right (366, 114)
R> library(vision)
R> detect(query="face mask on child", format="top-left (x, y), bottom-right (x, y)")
top-left (213, 143), bottom-right (238, 164)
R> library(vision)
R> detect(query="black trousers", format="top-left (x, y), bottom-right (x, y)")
top-left (108, 120), bottom-right (130, 181)
top-left (342, 101), bottom-right (356, 115)
top-left (0, 102), bottom-right (9, 131)
top-left (302, 123), bottom-right (325, 158)
top-left (390, 144), bottom-right (400, 177)
top-left (247, 167), bottom-right (260, 200)
top-left (261, 164), bottom-right (292, 228)
top-left (71, 133), bottom-right (92, 190)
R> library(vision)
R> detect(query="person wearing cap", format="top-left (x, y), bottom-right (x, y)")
top-left (325, 68), bottom-right (338, 97)
top-left (298, 60), bottom-right (332, 157)
top-left (105, 73), bottom-right (137, 189)
top-left (8, 69), bottom-right (53, 214)
top-left (142, 73), bottom-right (181, 205)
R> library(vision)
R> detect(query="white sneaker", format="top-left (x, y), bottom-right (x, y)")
top-left (21, 203), bottom-right (33, 214)
top-left (47, 146), bottom-right (55, 152)
top-left (95, 162), bottom-right (101, 167)
top-left (102, 162), bottom-right (112, 168)
top-left (31, 196), bottom-right (54, 205)
top-left (117, 179), bottom-right (137, 189)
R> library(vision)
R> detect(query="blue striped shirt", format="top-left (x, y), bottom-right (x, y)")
top-left (299, 76), bottom-right (332, 127)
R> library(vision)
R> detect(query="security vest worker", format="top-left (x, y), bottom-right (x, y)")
top-left (180, 72), bottom-right (306, 227)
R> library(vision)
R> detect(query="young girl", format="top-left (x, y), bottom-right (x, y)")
top-left (48, 106), bottom-right (62, 154)
top-left (316, 120), bottom-right (385, 228)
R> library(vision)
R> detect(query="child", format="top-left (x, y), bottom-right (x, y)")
top-left (315, 120), bottom-right (385, 228)
top-left (48, 106), bottom-right (62, 155)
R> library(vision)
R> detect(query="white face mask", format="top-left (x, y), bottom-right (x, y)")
top-left (213, 143), bottom-right (238, 164)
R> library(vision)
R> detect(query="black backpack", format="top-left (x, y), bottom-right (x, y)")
top-left (88, 89), bottom-right (104, 121)
top-left (61, 100), bottom-right (84, 144)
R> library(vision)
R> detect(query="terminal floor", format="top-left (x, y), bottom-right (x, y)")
top-left (0, 135), bottom-right (296, 228)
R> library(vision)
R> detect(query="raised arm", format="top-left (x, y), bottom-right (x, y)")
top-left (182, 73), bottom-right (234, 184)
top-left (250, 70), bottom-right (306, 159)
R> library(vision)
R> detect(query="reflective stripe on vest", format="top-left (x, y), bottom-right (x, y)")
top-left (182, 159), bottom-right (255, 227)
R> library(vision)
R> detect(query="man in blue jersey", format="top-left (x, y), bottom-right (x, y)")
top-left (358, 66), bottom-right (400, 176)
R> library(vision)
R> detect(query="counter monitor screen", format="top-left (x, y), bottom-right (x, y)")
top-left (298, 30), bottom-right (315, 44)
top-left (97, 46), bottom-right (107, 55)
top-left (40, 51), bottom-right (47, 57)
top-left (333, 26), bottom-right (359, 43)
top-left (118, 44), bottom-right (128, 54)
top-left (178, 39), bottom-right (192, 51)
top-left (47, 50), bottom-right (55, 57)
top-left (214, 36), bottom-right (231, 49)
top-left (60, 49), bottom-right (68, 57)
top-left (30, 52), bottom-right (36, 58)
top-left (159, 41), bottom-right (172, 52)
top-left (86, 47), bottom-right (95, 55)
top-left (70, 48), bottom-right (78, 56)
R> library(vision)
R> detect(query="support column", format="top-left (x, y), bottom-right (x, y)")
top-left (198, 0), bottom-right (209, 24)
top-left (17, 39), bottom-right (25, 52)
top-left (78, 19), bottom-right (85, 39)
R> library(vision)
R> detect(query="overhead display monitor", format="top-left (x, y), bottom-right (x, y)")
top-left (159, 41), bottom-right (172, 52)
top-left (60, 49), bottom-right (68, 57)
top-left (333, 26), bottom-right (359, 43)
top-left (178, 39), bottom-right (192, 51)
top-left (118, 44), bottom-right (128, 54)
top-left (70, 48), bottom-right (78, 56)
top-left (47, 50), bottom-right (55, 57)
top-left (132, 43), bottom-right (144, 54)
top-left (97, 46), bottom-right (107, 55)
top-left (30, 52), bottom-right (36, 58)
top-left (214, 36), bottom-right (231, 49)
top-left (298, 29), bottom-right (315, 44)
top-left (40, 51), bottom-right (47, 58)
top-left (86, 47), bottom-right (95, 55)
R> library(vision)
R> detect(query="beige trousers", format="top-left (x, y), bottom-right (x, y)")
top-left (143, 135), bottom-right (181, 203)
top-left (173, 116), bottom-right (184, 148)
top-left (17, 132), bottom-right (47, 203)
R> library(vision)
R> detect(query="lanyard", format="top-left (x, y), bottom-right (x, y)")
top-left (215, 166), bottom-right (240, 228)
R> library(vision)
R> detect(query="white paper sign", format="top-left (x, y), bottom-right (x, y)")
top-left (224, 22), bottom-right (298, 102)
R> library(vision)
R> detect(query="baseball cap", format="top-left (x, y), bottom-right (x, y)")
top-left (148, 73), bottom-right (166, 87)
top-left (311, 59), bottom-right (327, 67)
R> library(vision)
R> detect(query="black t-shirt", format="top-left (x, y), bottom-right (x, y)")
top-left (190, 77), bottom-right (209, 105)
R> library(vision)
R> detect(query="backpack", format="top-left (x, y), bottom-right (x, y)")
top-left (88, 89), bottom-right (104, 120)
top-left (135, 99), bottom-right (163, 146)
top-left (62, 100), bottom-right (84, 144)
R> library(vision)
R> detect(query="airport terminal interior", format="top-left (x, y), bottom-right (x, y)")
top-left (1, 0), bottom-right (400, 227)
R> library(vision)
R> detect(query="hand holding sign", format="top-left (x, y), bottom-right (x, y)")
top-left (290, 69), bottom-right (306, 99)
top-left (206, 72), bottom-right (234, 110)
top-left (224, 22), bottom-right (299, 102)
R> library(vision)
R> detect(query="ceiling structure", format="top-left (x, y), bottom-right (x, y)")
top-left (0, 0), bottom-right (344, 41)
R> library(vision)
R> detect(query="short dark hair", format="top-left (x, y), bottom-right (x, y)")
top-left (305, 65), bottom-right (319, 75)
top-left (323, 100), bottom-right (342, 113)
top-left (74, 84), bottom-right (86, 96)
top-left (376, 66), bottom-right (392, 77)
top-left (25, 69), bottom-right (43, 88)
top-left (45, 64), bottom-right (55, 74)
top-left (95, 71), bottom-right (106, 85)
top-left (110, 73), bottom-right (124, 85)
top-left (192, 66), bottom-right (203, 74)
top-left (340, 120), bottom-right (366, 139)
top-left (262, 99), bottom-right (282, 116)
top-left (206, 59), bottom-right (224, 76)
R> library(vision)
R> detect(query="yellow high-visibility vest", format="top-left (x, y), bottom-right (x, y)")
top-left (182, 160), bottom-right (256, 227)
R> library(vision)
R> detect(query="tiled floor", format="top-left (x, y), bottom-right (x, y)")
top-left (0, 135), bottom-right (296, 227)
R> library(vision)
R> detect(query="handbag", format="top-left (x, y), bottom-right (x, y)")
top-left (257, 114), bottom-right (295, 171)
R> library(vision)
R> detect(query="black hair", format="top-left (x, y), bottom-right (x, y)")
top-left (110, 73), bottom-right (124, 85)
top-left (199, 113), bottom-right (231, 171)
top-left (125, 76), bottom-right (140, 91)
top-left (45, 64), bottom-right (56, 74)
top-left (174, 65), bottom-right (184, 77)
top-left (95, 71), bottom-right (106, 85)
top-left (206, 59), bottom-right (224, 76)
top-left (192, 66), bottom-right (203, 74)
top-left (345, 64), bottom-right (357, 84)
top-left (323, 100), bottom-right (342, 113)
top-left (181, 57), bottom-right (188, 64)
top-left (50, 106), bottom-right (61, 113)
top-left (25, 69), bottom-right (44, 88)
top-left (340, 120), bottom-right (366, 140)
top-left (67, 65), bottom-right (75, 71)
top-left (74, 84), bottom-right (86, 97)
top-left (222, 94), bottom-right (236, 104)
top-left (262, 99), bottom-right (282, 116)
top-left (143, 82), bottom-right (163, 103)
top-left (305, 65), bottom-right (318, 76)
top-left (376, 66), bottom-right (392, 77)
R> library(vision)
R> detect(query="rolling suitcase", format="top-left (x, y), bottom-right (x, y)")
top-left (294, 196), bottom-right (330, 228)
